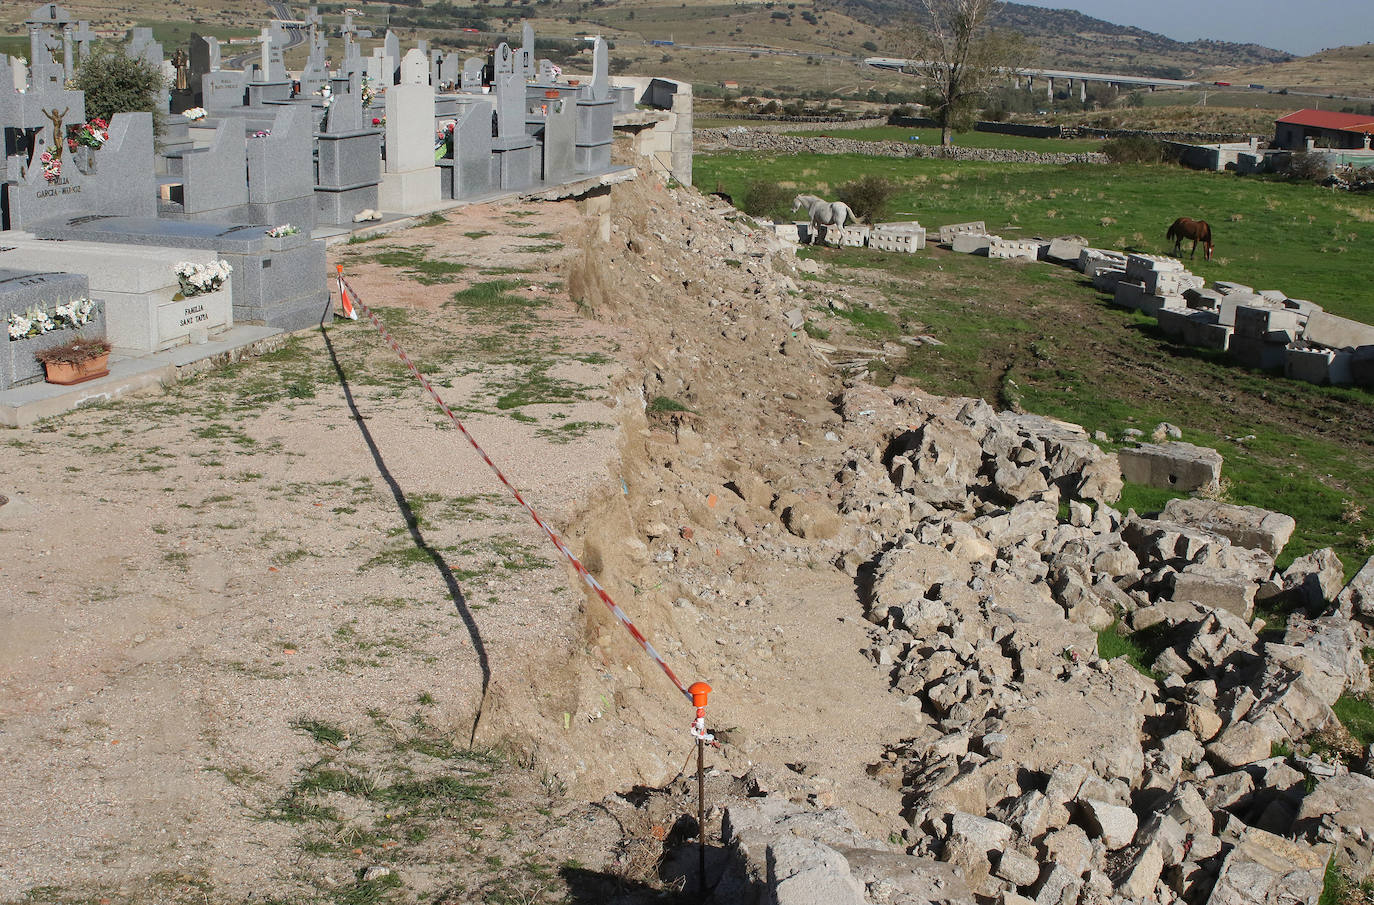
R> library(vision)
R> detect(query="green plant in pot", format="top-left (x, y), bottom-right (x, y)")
top-left (34, 337), bottom-right (112, 385)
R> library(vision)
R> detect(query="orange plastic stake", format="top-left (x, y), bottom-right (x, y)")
top-left (689, 680), bottom-right (712, 894)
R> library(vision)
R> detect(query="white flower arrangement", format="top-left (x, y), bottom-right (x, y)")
top-left (7, 298), bottom-right (97, 340)
top-left (183, 107), bottom-right (208, 121)
top-left (266, 224), bottom-right (300, 238)
top-left (173, 259), bottom-right (233, 298)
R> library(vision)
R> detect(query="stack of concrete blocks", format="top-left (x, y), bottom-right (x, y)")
top-left (1230, 304), bottom-right (1302, 371)
top-left (1286, 310), bottom-right (1374, 386)
top-left (869, 222), bottom-right (926, 254)
top-left (377, 49), bottom-right (441, 213)
top-left (1078, 248), bottom-right (1128, 292)
top-left (609, 76), bottom-right (693, 187)
top-left (0, 239), bottom-right (228, 355)
top-left (828, 224), bottom-right (870, 248)
top-left (987, 237), bottom-right (1046, 262)
top-left (1118, 253), bottom-right (1201, 317)
top-left (0, 268), bottom-right (103, 391)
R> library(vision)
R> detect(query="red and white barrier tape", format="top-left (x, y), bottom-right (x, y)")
top-left (335, 268), bottom-right (695, 706)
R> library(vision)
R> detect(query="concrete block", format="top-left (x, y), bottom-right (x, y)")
top-left (1303, 311), bottom-right (1374, 351)
top-left (870, 222), bottom-right (925, 253)
top-left (1352, 346), bottom-right (1374, 388)
top-left (938, 221), bottom-right (986, 244)
top-left (1162, 498), bottom-right (1295, 556)
top-left (1235, 305), bottom-right (1300, 339)
top-left (951, 233), bottom-right (992, 255)
top-left (1114, 280), bottom-right (1146, 310)
top-left (1285, 347), bottom-right (1337, 385)
top-left (1183, 321), bottom-right (1232, 351)
top-left (828, 225), bottom-right (870, 248)
top-left (1228, 335), bottom-right (1287, 370)
top-left (1118, 441), bottom-right (1223, 494)
top-left (1046, 237), bottom-right (1086, 263)
top-left (987, 237), bottom-right (1045, 261)
top-left (1091, 268), bottom-right (1125, 292)
top-left (1125, 253), bottom-right (1184, 281)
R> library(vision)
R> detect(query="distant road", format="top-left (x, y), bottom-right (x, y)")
top-left (223, 0), bottom-right (305, 71)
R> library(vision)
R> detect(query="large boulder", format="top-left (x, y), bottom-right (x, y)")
top-left (1282, 547), bottom-right (1346, 612)
top-left (887, 416), bottom-right (983, 507)
top-left (1118, 441), bottom-right (1223, 494)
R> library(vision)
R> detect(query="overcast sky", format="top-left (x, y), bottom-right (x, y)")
top-left (1012, 0), bottom-right (1374, 56)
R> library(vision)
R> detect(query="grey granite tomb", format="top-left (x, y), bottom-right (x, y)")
top-left (0, 267), bottom-right (101, 391)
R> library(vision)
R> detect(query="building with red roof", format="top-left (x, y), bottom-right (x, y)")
top-left (1273, 109), bottom-right (1374, 150)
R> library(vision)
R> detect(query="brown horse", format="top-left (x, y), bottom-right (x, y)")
top-left (1167, 217), bottom-right (1213, 261)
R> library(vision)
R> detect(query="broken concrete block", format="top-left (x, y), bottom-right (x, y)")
top-left (1169, 567), bottom-right (1258, 620)
top-left (1113, 279), bottom-right (1147, 310)
top-left (1161, 498), bottom-right (1295, 557)
top-left (1303, 310), bottom-right (1374, 351)
top-left (1046, 237), bottom-right (1086, 264)
top-left (1118, 441), bottom-right (1222, 494)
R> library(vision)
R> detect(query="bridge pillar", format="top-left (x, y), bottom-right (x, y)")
top-left (1080, 81), bottom-right (1087, 102)
top-left (1047, 77), bottom-right (1054, 98)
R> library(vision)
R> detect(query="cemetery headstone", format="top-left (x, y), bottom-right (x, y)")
top-left (573, 38), bottom-right (613, 174)
top-left (316, 79), bottom-right (381, 225)
top-left (520, 21), bottom-right (535, 81)
top-left (383, 30), bottom-right (401, 83)
top-left (0, 267), bottom-right (101, 391)
top-left (376, 49), bottom-right (441, 212)
top-left (490, 44), bottom-right (536, 190)
top-left (244, 105), bottom-right (317, 229)
top-left (461, 58), bottom-right (483, 91)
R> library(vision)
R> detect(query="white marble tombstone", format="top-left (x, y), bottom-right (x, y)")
top-left (377, 49), bottom-right (441, 212)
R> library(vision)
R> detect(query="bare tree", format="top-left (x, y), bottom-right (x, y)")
top-left (895, 0), bottom-right (1031, 146)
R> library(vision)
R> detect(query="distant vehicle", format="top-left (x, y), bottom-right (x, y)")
top-left (651, 39), bottom-right (674, 46)
top-left (1249, 83), bottom-right (1265, 89)
top-left (1213, 81), bottom-right (1232, 86)
top-left (462, 27), bottom-right (480, 33)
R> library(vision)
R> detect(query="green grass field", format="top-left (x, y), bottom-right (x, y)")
top-left (696, 153), bottom-right (1374, 323)
top-left (694, 150), bottom-right (1374, 577)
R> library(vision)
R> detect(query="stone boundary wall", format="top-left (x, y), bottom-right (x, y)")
top-left (715, 116), bottom-right (890, 134)
top-left (702, 112), bottom-right (882, 125)
top-left (696, 129), bottom-right (1110, 165)
top-left (1072, 126), bottom-right (1254, 143)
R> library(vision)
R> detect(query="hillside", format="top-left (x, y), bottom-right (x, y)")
top-left (1216, 42), bottom-right (1374, 98)
top-left (828, 0), bottom-right (1290, 78)
top-left (1, 0), bottom-right (1293, 96)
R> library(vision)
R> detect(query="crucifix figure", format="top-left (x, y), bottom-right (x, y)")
top-left (172, 49), bottom-right (189, 90)
top-left (43, 106), bottom-right (69, 159)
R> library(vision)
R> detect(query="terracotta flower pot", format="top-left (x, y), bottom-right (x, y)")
top-left (42, 351), bottom-right (110, 385)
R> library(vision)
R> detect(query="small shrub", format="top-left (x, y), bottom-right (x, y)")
top-left (837, 175), bottom-right (897, 222)
top-left (741, 179), bottom-right (791, 219)
top-left (1289, 150), bottom-right (1335, 182)
top-left (1102, 136), bottom-right (1170, 164)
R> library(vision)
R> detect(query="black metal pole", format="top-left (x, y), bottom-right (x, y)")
top-left (697, 736), bottom-right (706, 898)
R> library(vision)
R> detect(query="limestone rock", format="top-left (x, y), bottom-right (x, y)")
top-left (1161, 497), bottom-right (1296, 557)
top-left (1282, 547), bottom-right (1346, 612)
top-left (1295, 773), bottom-right (1374, 882)
top-left (1118, 441), bottom-right (1222, 494)
top-left (1078, 798), bottom-right (1138, 850)
top-left (1206, 826), bottom-right (1329, 905)
top-left (1335, 555), bottom-right (1374, 621)
top-left (1206, 720), bottom-right (1280, 770)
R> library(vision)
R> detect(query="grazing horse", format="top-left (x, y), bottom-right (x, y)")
top-left (1167, 217), bottom-right (1213, 261)
top-left (793, 194), bottom-right (860, 242)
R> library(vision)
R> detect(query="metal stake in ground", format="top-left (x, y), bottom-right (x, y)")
top-left (689, 681), bottom-right (713, 897)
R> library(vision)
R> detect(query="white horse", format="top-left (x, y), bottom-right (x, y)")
top-left (793, 194), bottom-right (859, 241)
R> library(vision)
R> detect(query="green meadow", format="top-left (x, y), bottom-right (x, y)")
top-left (695, 150), bottom-right (1374, 578)
top-left (696, 153), bottom-right (1374, 324)
top-left (779, 125), bottom-right (1109, 154)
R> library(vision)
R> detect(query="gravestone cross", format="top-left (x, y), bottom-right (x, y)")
top-left (70, 20), bottom-right (96, 62)
top-left (520, 21), bottom-right (535, 81)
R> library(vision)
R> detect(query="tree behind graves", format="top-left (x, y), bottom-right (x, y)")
top-left (894, 0), bottom-right (1032, 146)
top-left (73, 43), bottom-right (167, 128)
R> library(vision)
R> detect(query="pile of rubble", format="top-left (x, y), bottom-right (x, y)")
top-left (732, 381), bottom-right (1374, 905)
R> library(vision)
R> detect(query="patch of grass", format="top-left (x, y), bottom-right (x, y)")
top-left (291, 718), bottom-right (348, 746)
top-left (1096, 620), bottom-right (1165, 680)
top-left (463, 230), bottom-right (491, 240)
top-left (803, 321), bottom-right (831, 340)
top-left (493, 366), bottom-right (586, 410)
top-left (647, 395), bottom-right (693, 414)
top-left (446, 279), bottom-right (541, 324)
top-left (351, 246), bottom-right (468, 285)
top-left (1333, 693), bottom-right (1374, 746)
top-left (535, 420), bottom-right (608, 444)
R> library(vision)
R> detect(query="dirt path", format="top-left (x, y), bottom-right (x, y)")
top-left (0, 173), bottom-right (923, 903)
